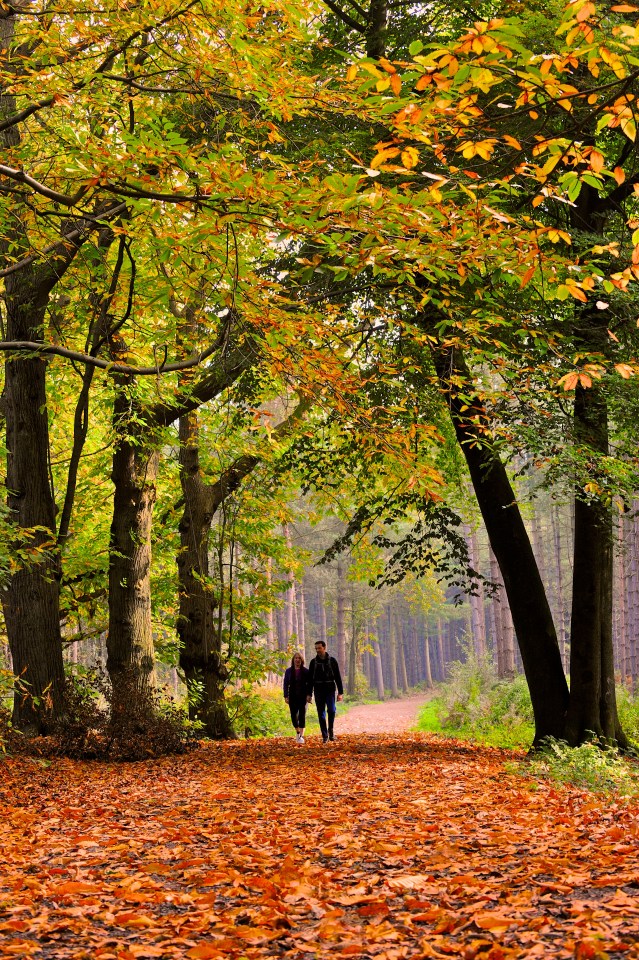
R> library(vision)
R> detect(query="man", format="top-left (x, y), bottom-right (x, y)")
top-left (307, 640), bottom-right (343, 743)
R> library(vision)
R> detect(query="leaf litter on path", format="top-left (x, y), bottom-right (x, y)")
top-left (0, 733), bottom-right (638, 959)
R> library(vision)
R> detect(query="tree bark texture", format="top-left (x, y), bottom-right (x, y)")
top-left (565, 384), bottom-right (625, 746)
top-left (107, 381), bottom-right (159, 705)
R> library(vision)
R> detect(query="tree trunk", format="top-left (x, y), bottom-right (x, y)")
top-left (318, 585), bottom-right (328, 646)
top-left (431, 344), bottom-right (569, 743)
top-left (466, 525), bottom-right (487, 657)
top-left (0, 11), bottom-right (65, 732)
top-left (176, 409), bottom-right (233, 738)
top-left (397, 610), bottom-right (409, 693)
top-left (106, 384), bottom-right (158, 708)
top-left (373, 634), bottom-right (385, 700)
top-left (336, 559), bottom-right (347, 669)
top-left (565, 384), bottom-right (625, 746)
top-left (388, 605), bottom-right (400, 697)
top-left (423, 619), bottom-right (433, 688)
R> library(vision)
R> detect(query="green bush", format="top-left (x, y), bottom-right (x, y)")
top-left (615, 685), bottom-right (639, 746)
top-left (514, 737), bottom-right (639, 795)
top-left (417, 653), bottom-right (534, 749)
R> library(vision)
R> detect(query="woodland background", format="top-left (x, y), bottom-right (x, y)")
top-left (3, 0), bottom-right (639, 752)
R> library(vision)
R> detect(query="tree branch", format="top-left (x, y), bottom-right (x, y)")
top-left (0, 331), bottom-right (234, 377)
top-left (320, 0), bottom-right (365, 33)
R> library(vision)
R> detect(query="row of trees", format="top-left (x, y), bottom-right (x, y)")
top-left (3, 0), bottom-right (639, 747)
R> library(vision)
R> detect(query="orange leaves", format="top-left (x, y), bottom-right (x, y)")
top-left (473, 911), bottom-right (520, 933)
top-left (2, 737), bottom-right (639, 960)
top-left (186, 946), bottom-right (225, 960)
top-left (574, 938), bottom-right (610, 959)
top-left (52, 880), bottom-right (101, 894)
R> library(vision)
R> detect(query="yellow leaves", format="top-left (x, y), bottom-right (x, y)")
top-left (370, 146), bottom-right (400, 169)
top-left (401, 147), bottom-right (419, 169)
top-left (547, 228), bottom-right (572, 244)
top-left (615, 363), bottom-right (635, 379)
top-left (455, 139), bottom-right (497, 160)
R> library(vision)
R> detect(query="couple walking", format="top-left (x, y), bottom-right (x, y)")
top-left (283, 640), bottom-right (343, 744)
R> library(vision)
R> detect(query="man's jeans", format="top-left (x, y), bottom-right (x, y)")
top-left (314, 687), bottom-right (336, 739)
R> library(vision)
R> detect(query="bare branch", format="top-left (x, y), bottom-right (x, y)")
top-left (0, 331), bottom-right (232, 377)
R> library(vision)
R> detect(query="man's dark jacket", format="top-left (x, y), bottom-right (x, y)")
top-left (307, 653), bottom-right (343, 698)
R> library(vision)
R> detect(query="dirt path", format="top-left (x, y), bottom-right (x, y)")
top-left (337, 693), bottom-right (430, 735)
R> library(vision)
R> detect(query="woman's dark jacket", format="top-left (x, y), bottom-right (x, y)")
top-left (283, 666), bottom-right (310, 702)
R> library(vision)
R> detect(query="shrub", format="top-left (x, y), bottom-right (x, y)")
top-left (515, 737), bottom-right (639, 795)
top-left (6, 668), bottom-right (196, 761)
top-left (615, 685), bottom-right (639, 747)
top-left (417, 652), bottom-right (534, 749)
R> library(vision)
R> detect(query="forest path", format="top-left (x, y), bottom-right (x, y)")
top-left (337, 692), bottom-right (431, 734)
top-left (2, 735), bottom-right (639, 959)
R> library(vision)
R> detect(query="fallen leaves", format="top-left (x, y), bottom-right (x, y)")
top-left (0, 735), bottom-right (638, 959)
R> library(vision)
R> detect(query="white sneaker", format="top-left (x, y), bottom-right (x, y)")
top-left (295, 733), bottom-right (301, 743)
top-left (298, 734), bottom-right (305, 744)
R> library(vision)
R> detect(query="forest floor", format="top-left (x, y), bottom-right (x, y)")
top-left (1, 731), bottom-right (639, 960)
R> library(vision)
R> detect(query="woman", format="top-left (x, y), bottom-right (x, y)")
top-left (283, 652), bottom-right (309, 744)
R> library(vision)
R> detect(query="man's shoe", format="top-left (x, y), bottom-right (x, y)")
top-left (322, 736), bottom-right (329, 743)
top-left (329, 732), bottom-right (335, 742)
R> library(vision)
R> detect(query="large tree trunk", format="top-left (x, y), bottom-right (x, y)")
top-left (431, 345), bottom-right (569, 743)
top-left (176, 409), bottom-right (234, 738)
top-left (1, 13), bottom-right (64, 731)
top-left (565, 384), bottom-right (625, 746)
top-left (3, 328), bottom-right (65, 731)
top-left (106, 381), bottom-right (158, 706)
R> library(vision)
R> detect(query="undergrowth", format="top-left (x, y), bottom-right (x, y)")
top-left (2, 668), bottom-right (195, 761)
top-left (511, 738), bottom-right (639, 796)
top-left (417, 654), bottom-right (639, 794)
top-left (416, 653), bottom-right (534, 749)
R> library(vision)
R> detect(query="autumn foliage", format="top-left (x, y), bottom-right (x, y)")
top-left (1, 734), bottom-right (638, 959)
